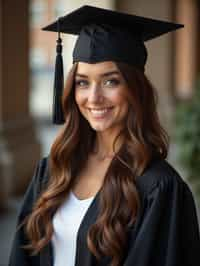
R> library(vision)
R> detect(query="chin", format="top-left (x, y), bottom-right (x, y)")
top-left (89, 121), bottom-right (115, 132)
top-left (90, 125), bottom-right (109, 132)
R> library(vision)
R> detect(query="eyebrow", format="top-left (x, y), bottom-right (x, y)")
top-left (75, 70), bottom-right (120, 78)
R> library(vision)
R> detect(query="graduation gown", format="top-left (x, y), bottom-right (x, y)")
top-left (9, 156), bottom-right (200, 266)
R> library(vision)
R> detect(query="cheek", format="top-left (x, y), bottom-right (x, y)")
top-left (109, 91), bottom-right (128, 107)
top-left (75, 90), bottom-right (85, 107)
top-left (113, 93), bottom-right (129, 117)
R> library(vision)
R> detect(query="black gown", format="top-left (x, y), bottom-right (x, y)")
top-left (8, 156), bottom-right (200, 266)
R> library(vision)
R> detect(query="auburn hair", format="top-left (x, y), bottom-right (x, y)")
top-left (23, 62), bottom-right (169, 266)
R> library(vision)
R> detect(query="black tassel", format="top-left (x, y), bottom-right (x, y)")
top-left (53, 18), bottom-right (65, 124)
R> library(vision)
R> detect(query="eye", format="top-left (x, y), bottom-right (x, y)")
top-left (103, 78), bottom-right (120, 87)
top-left (75, 79), bottom-right (89, 88)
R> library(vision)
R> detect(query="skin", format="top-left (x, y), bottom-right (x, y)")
top-left (74, 61), bottom-right (129, 159)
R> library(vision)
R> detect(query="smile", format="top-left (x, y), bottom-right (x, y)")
top-left (88, 107), bottom-right (113, 117)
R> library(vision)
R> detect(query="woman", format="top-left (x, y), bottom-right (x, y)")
top-left (9, 5), bottom-right (200, 266)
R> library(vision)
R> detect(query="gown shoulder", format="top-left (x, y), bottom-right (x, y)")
top-left (136, 158), bottom-right (191, 196)
top-left (124, 158), bottom-right (200, 266)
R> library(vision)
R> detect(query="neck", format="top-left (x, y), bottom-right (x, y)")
top-left (92, 129), bottom-right (124, 160)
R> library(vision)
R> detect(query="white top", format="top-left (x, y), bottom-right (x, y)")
top-left (52, 190), bottom-right (95, 266)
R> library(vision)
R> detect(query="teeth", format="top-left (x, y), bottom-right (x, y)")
top-left (89, 108), bottom-right (112, 115)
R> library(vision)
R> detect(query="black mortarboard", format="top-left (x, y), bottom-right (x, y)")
top-left (42, 5), bottom-right (184, 124)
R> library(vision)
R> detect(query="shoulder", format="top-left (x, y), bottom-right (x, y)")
top-left (136, 158), bottom-right (188, 196)
top-left (36, 155), bottom-right (49, 180)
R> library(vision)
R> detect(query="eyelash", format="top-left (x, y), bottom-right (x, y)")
top-left (75, 78), bottom-right (120, 88)
top-left (75, 80), bottom-right (88, 87)
top-left (103, 79), bottom-right (120, 86)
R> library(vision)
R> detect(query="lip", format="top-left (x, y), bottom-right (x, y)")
top-left (87, 107), bottom-right (113, 110)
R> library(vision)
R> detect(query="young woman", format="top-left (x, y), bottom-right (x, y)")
top-left (9, 5), bottom-right (200, 266)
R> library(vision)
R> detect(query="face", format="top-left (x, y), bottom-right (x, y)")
top-left (74, 61), bottom-right (129, 134)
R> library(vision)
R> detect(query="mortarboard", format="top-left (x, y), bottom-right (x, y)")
top-left (42, 5), bottom-right (184, 124)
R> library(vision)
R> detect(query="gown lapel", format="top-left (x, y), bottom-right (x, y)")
top-left (74, 189), bottom-right (101, 266)
top-left (39, 189), bottom-right (101, 266)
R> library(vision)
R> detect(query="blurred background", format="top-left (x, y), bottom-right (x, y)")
top-left (0, 0), bottom-right (200, 265)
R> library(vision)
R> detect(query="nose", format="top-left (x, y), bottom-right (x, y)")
top-left (88, 84), bottom-right (104, 103)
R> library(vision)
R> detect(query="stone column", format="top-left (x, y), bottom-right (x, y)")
top-left (0, 0), bottom-right (41, 208)
top-left (175, 0), bottom-right (198, 98)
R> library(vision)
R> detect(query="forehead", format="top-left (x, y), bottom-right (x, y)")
top-left (76, 61), bottom-right (119, 75)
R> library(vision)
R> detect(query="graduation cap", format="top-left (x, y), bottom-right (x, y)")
top-left (42, 5), bottom-right (184, 124)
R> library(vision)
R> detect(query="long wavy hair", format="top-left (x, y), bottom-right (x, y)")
top-left (24, 62), bottom-right (169, 266)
